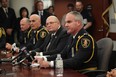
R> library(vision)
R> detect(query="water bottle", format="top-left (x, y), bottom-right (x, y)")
top-left (55, 54), bottom-right (63, 76)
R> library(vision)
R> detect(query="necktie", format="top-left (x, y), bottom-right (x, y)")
top-left (5, 8), bottom-right (8, 17)
top-left (40, 11), bottom-right (43, 16)
top-left (46, 34), bottom-right (54, 51)
top-left (38, 11), bottom-right (43, 18)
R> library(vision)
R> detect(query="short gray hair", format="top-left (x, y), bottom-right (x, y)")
top-left (22, 17), bottom-right (30, 24)
top-left (68, 11), bottom-right (83, 24)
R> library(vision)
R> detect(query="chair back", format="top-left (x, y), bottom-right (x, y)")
top-left (97, 38), bottom-right (113, 71)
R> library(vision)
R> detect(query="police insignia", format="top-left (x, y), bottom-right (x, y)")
top-left (81, 38), bottom-right (90, 48)
top-left (40, 31), bottom-right (46, 38)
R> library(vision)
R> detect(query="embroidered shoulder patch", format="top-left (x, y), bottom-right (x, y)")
top-left (40, 31), bottom-right (47, 38)
top-left (81, 38), bottom-right (90, 48)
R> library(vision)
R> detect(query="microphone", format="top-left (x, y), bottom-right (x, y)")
top-left (11, 48), bottom-right (24, 63)
top-left (21, 47), bottom-right (32, 58)
top-left (11, 43), bottom-right (19, 54)
top-left (13, 47), bottom-right (34, 65)
top-left (29, 50), bottom-right (36, 56)
top-left (0, 46), bottom-right (25, 63)
top-left (13, 57), bottom-right (27, 65)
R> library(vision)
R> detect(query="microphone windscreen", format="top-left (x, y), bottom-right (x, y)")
top-left (31, 51), bottom-right (36, 56)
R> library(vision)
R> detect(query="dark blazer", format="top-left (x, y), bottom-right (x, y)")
top-left (47, 28), bottom-right (98, 70)
top-left (0, 7), bottom-right (16, 29)
top-left (33, 27), bottom-right (70, 56)
top-left (31, 10), bottom-right (51, 26)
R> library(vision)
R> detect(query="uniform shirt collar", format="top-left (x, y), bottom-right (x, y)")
top-left (73, 32), bottom-right (78, 39)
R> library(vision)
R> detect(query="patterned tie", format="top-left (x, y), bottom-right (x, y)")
top-left (46, 34), bottom-right (54, 51)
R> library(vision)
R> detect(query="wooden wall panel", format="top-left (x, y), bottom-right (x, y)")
top-left (109, 32), bottom-right (116, 40)
top-left (82, 0), bottom-right (109, 40)
top-left (54, 0), bottom-right (75, 20)
top-left (54, 0), bottom-right (110, 41)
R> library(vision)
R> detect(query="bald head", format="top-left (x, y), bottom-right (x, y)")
top-left (30, 14), bottom-right (41, 30)
top-left (20, 18), bottom-right (30, 23)
top-left (30, 14), bottom-right (41, 21)
top-left (46, 16), bottom-right (60, 24)
top-left (46, 16), bottom-right (60, 32)
top-left (20, 18), bottom-right (30, 31)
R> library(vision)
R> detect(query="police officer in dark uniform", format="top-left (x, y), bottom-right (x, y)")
top-left (0, 27), bottom-right (6, 49)
top-left (27, 14), bottom-right (48, 51)
top-left (34, 11), bottom-right (97, 71)
top-left (6, 18), bottom-right (31, 52)
top-left (75, 0), bottom-right (94, 36)
top-left (17, 18), bottom-right (31, 48)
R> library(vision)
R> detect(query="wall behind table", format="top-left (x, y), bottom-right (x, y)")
top-left (9, 0), bottom-right (34, 17)
top-left (54, 0), bottom-right (75, 21)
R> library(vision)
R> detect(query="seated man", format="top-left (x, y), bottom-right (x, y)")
top-left (30, 16), bottom-right (69, 56)
top-left (32, 11), bottom-right (98, 71)
top-left (26, 14), bottom-right (48, 51)
top-left (5, 18), bottom-right (32, 63)
top-left (6, 18), bottom-right (31, 53)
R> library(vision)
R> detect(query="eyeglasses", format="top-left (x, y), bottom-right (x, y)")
top-left (46, 22), bottom-right (56, 26)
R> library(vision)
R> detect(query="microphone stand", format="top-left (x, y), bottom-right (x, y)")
top-left (11, 50), bottom-right (34, 66)
top-left (0, 47), bottom-right (34, 67)
top-left (12, 57), bottom-right (27, 66)
top-left (11, 51), bottom-right (23, 63)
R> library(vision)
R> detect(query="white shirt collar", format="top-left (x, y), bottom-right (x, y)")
top-left (2, 7), bottom-right (8, 12)
top-left (38, 10), bottom-right (43, 16)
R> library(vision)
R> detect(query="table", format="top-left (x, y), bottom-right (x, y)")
top-left (0, 63), bottom-right (87, 77)
top-left (0, 51), bottom-right (87, 77)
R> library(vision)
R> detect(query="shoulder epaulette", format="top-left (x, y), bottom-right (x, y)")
top-left (0, 27), bottom-right (6, 38)
top-left (0, 28), bottom-right (2, 38)
top-left (36, 28), bottom-right (48, 40)
top-left (1, 27), bottom-right (6, 36)
top-left (27, 28), bottom-right (32, 38)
